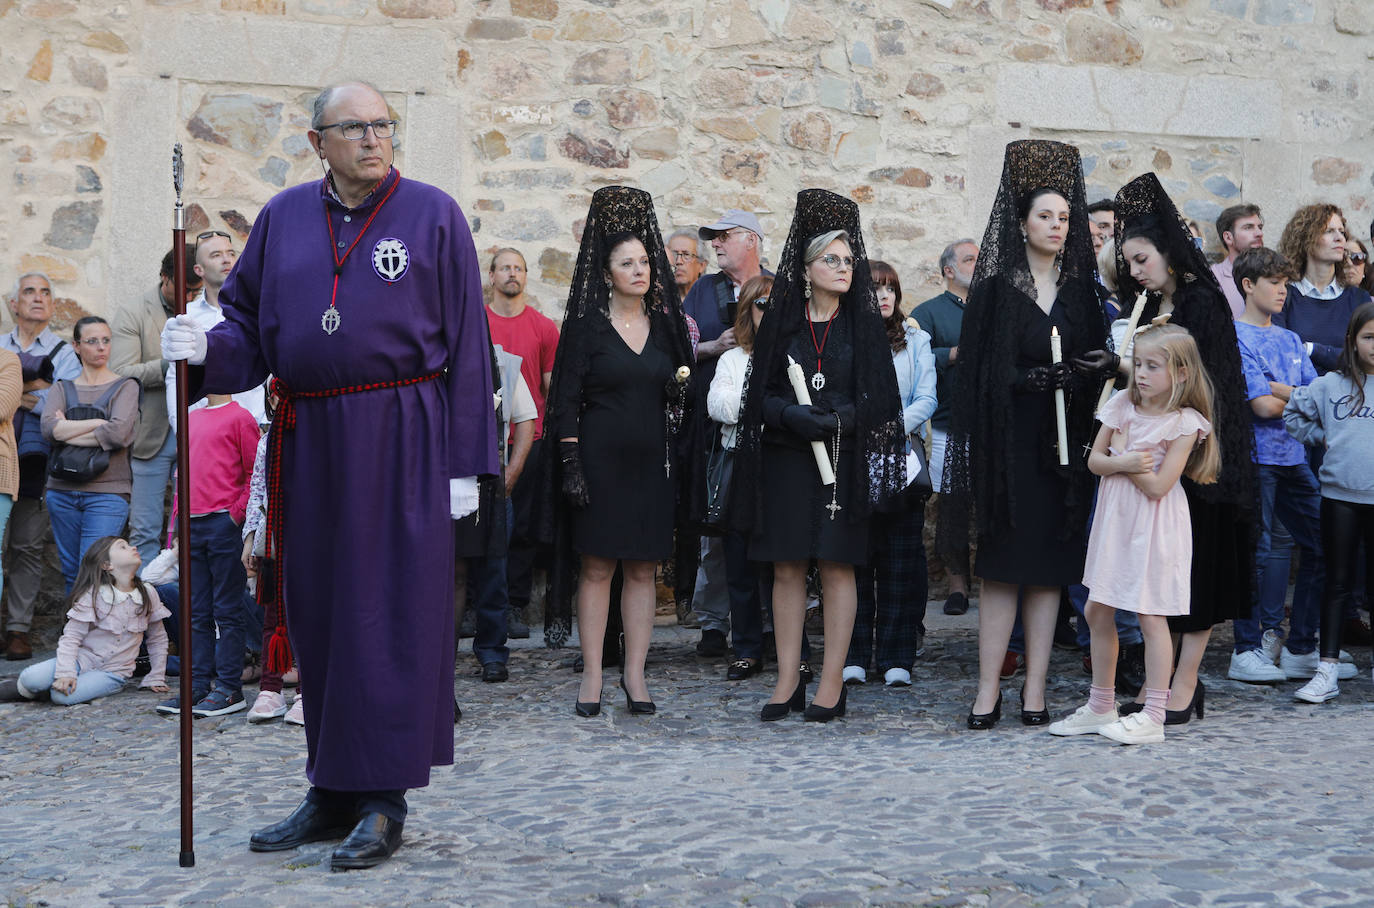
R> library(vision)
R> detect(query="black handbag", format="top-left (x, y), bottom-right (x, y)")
top-left (47, 378), bottom-right (133, 484)
top-left (702, 425), bottom-right (735, 534)
top-left (903, 433), bottom-right (933, 502)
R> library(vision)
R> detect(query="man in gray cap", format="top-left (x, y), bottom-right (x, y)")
top-left (687, 209), bottom-right (766, 362)
top-left (679, 210), bottom-right (768, 661)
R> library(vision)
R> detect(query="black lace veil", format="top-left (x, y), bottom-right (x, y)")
top-left (535, 185), bottom-right (696, 647)
top-left (938, 140), bottom-right (1108, 559)
top-left (1113, 172), bottom-right (1257, 509)
top-left (728, 188), bottom-right (905, 534)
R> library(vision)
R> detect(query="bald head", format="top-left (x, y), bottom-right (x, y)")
top-left (307, 81), bottom-right (395, 205)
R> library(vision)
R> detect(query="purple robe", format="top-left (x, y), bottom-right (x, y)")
top-left (195, 168), bottom-right (497, 790)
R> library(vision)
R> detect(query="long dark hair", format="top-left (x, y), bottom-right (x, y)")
top-left (69, 536), bottom-right (152, 621)
top-left (870, 260), bottom-right (907, 352)
top-left (1339, 301), bottom-right (1374, 413)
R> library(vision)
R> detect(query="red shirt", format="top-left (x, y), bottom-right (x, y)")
top-left (485, 303), bottom-right (559, 439)
top-left (185, 402), bottom-right (260, 524)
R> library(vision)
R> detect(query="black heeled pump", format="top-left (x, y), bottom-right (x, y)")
top-left (803, 684), bottom-right (847, 722)
top-left (967, 692), bottom-right (1002, 730)
top-left (760, 678), bottom-right (807, 722)
top-left (1019, 685), bottom-right (1050, 726)
top-left (1165, 681), bottom-right (1204, 726)
top-left (574, 699), bottom-right (601, 718)
top-left (619, 677), bottom-right (656, 715)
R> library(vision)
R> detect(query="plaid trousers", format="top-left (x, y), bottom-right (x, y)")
top-left (847, 503), bottom-right (929, 673)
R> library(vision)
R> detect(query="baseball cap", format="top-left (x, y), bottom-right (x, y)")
top-left (699, 209), bottom-right (762, 240)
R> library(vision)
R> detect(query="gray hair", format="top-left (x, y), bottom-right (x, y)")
top-left (10, 271), bottom-right (52, 301)
top-left (667, 228), bottom-right (709, 263)
top-left (938, 238), bottom-right (977, 275)
top-left (311, 81), bottom-right (386, 130)
top-left (804, 230), bottom-right (851, 263)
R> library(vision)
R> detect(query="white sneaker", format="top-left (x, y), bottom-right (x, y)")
top-left (883, 667), bottom-right (911, 687)
top-left (1048, 703), bottom-right (1119, 736)
top-left (1338, 649), bottom-right (1354, 664)
top-left (1281, 647), bottom-right (1357, 680)
top-left (1259, 629), bottom-right (1283, 665)
top-left (1229, 649), bottom-right (1286, 683)
top-left (1294, 662), bottom-right (1340, 703)
top-left (246, 689), bottom-right (288, 723)
top-left (842, 665), bottom-right (867, 684)
top-left (1098, 712), bottom-right (1165, 745)
top-left (283, 693), bottom-right (305, 726)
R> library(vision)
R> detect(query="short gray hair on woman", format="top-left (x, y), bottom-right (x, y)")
top-left (10, 271), bottom-right (52, 301)
top-left (310, 81), bottom-right (386, 130)
top-left (667, 228), bottom-right (709, 263)
top-left (804, 230), bottom-right (851, 263)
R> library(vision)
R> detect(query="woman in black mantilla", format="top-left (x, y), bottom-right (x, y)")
top-left (537, 186), bottom-right (695, 717)
top-left (1113, 172), bottom-right (1256, 723)
top-left (938, 140), bottom-right (1116, 729)
top-left (731, 189), bottom-right (904, 723)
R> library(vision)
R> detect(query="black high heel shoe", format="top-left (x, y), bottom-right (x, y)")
top-left (803, 684), bottom-right (847, 722)
top-left (619, 678), bottom-right (656, 715)
top-left (574, 699), bottom-right (601, 718)
top-left (760, 678), bottom-right (807, 722)
top-left (1165, 681), bottom-right (1204, 726)
top-left (967, 692), bottom-right (1002, 730)
top-left (1019, 685), bottom-right (1050, 726)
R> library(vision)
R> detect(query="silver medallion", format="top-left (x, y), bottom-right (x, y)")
top-left (811, 371), bottom-right (826, 392)
top-left (322, 308), bottom-right (341, 335)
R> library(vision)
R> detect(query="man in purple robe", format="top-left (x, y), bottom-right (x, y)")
top-left (162, 81), bottom-right (497, 871)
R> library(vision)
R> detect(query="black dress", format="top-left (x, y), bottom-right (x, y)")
top-left (750, 314), bottom-right (868, 565)
top-left (974, 293), bottom-right (1088, 587)
top-left (556, 316), bottom-right (675, 561)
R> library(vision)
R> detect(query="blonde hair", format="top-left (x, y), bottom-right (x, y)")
top-left (1128, 324), bottom-right (1221, 484)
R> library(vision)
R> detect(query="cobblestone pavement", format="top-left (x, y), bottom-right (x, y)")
top-left (3, 608), bottom-right (1373, 907)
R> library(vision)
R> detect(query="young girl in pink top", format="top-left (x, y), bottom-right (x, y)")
top-left (2, 536), bottom-right (169, 705)
top-left (1050, 324), bottom-right (1219, 744)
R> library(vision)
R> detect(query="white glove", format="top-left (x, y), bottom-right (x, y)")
top-left (449, 476), bottom-right (479, 520)
top-left (161, 315), bottom-right (207, 365)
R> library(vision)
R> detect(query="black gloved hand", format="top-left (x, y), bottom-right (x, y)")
top-left (1071, 349), bottom-right (1121, 377)
top-left (1020, 362), bottom-right (1073, 392)
top-left (559, 441), bottom-right (590, 509)
top-left (664, 372), bottom-right (690, 408)
top-left (781, 404), bottom-right (834, 442)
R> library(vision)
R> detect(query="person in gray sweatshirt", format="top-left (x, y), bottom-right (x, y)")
top-left (1284, 301), bottom-right (1374, 702)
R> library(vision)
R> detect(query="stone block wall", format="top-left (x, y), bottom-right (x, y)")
top-left (0, 0), bottom-right (1370, 326)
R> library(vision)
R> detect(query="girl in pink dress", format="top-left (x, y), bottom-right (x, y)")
top-left (1049, 324), bottom-right (1219, 744)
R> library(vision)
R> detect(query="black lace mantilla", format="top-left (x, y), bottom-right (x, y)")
top-left (534, 185), bottom-right (696, 648)
top-left (728, 188), bottom-right (905, 535)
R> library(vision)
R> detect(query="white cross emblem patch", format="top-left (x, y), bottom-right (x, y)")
top-left (372, 238), bottom-right (409, 282)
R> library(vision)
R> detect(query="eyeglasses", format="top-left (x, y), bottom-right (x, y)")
top-left (79, 337), bottom-right (112, 347)
top-left (316, 119), bottom-right (398, 141)
top-left (816, 254), bottom-right (855, 271)
top-left (752, 297), bottom-right (769, 311)
top-left (711, 228), bottom-right (750, 243)
top-left (670, 251), bottom-right (702, 263)
top-left (1349, 252), bottom-right (1368, 264)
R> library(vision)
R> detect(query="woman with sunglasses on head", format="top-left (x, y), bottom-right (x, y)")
top-left (1344, 238), bottom-right (1372, 295)
top-left (42, 317), bottom-right (140, 590)
top-left (729, 190), bottom-right (904, 722)
top-left (843, 261), bottom-right (937, 689)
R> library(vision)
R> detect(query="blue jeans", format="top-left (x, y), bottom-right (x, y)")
top-left (0, 492), bottom-right (13, 605)
top-left (467, 498), bottom-right (513, 665)
top-left (1234, 463), bottom-right (1324, 655)
top-left (45, 489), bottom-right (130, 591)
top-left (189, 512), bottom-right (247, 694)
top-left (19, 657), bottom-right (126, 705)
top-left (129, 431), bottom-right (176, 564)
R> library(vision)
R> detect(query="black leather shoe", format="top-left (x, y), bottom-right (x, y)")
top-left (574, 699), bottom-right (601, 717)
top-left (966, 692), bottom-right (1002, 730)
top-left (760, 678), bottom-right (807, 722)
top-left (329, 812), bottom-right (403, 871)
top-left (1165, 681), bottom-right (1204, 726)
top-left (249, 797), bottom-right (359, 852)
top-left (942, 592), bottom-right (969, 616)
top-left (803, 684), bottom-right (848, 722)
top-left (1019, 685), bottom-right (1050, 726)
top-left (481, 662), bottom-right (509, 683)
top-left (726, 658), bottom-right (762, 681)
top-left (619, 677), bottom-right (656, 715)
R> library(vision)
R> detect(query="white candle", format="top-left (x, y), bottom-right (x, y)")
top-left (1050, 326), bottom-right (1068, 466)
top-left (785, 356), bottom-right (836, 486)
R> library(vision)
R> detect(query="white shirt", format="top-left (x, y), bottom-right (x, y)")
top-left (164, 290), bottom-right (267, 430)
top-left (1294, 275), bottom-right (1343, 301)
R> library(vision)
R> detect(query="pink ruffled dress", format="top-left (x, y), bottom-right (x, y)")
top-left (1081, 392), bottom-right (1211, 615)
